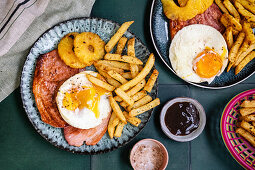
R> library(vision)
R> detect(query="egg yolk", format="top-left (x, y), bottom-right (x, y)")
top-left (193, 48), bottom-right (223, 78)
top-left (62, 83), bottom-right (108, 119)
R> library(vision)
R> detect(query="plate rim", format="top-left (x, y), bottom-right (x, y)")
top-left (20, 16), bottom-right (158, 155)
top-left (220, 88), bottom-right (255, 169)
top-left (149, 0), bottom-right (255, 89)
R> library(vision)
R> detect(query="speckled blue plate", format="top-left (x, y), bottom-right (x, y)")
top-left (150, 0), bottom-right (255, 89)
top-left (20, 17), bottom-right (158, 154)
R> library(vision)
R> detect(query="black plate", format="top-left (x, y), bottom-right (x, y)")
top-left (150, 0), bottom-right (255, 89)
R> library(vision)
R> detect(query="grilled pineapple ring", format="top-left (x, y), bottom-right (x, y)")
top-left (74, 32), bottom-right (105, 66)
top-left (58, 32), bottom-right (86, 68)
top-left (161, 0), bottom-right (214, 21)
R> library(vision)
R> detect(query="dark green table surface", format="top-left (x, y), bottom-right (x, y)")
top-left (1, 0), bottom-right (254, 169)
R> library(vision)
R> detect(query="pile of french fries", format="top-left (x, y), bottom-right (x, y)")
top-left (86, 21), bottom-right (160, 138)
top-left (215, 0), bottom-right (255, 75)
top-left (236, 100), bottom-right (255, 147)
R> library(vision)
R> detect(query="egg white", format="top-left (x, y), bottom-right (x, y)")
top-left (56, 71), bottom-right (111, 129)
top-left (169, 24), bottom-right (228, 83)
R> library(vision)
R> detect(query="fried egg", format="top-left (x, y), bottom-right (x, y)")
top-left (169, 24), bottom-right (228, 83)
top-left (56, 71), bottom-right (111, 129)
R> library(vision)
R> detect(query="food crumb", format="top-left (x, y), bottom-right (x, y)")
top-left (132, 144), bottom-right (164, 170)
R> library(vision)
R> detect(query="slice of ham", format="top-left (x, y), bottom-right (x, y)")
top-left (33, 49), bottom-right (85, 128)
top-left (63, 113), bottom-right (111, 146)
top-left (169, 3), bottom-right (225, 39)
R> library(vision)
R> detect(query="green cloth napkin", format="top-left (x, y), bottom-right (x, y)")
top-left (0, 0), bottom-right (95, 102)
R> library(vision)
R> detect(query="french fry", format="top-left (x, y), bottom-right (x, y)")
top-left (234, 43), bottom-right (255, 67)
top-left (114, 121), bottom-right (125, 137)
top-left (227, 62), bottom-right (234, 72)
top-left (97, 68), bottom-right (122, 88)
top-left (108, 112), bottom-right (120, 139)
top-left (109, 96), bottom-right (127, 124)
top-left (105, 21), bottom-right (134, 53)
top-left (235, 51), bottom-right (255, 74)
top-left (223, 27), bottom-right (234, 49)
top-left (114, 79), bottom-right (146, 102)
top-left (108, 70), bottom-right (128, 84)
top-left (242, 113), bottom-right (255, 122)
top-left (119, 53), bottom-right (155, 91)
top-left (240, 108), bottom-right (255, 116)
top-left (87, 74), bottom-right (115, 91)
top-left (215, 0), bottom-right (230, 14)
top-left (96, 60), bottom-right (130, 70)
top-left (251, 22), bottom-right (255, 28)
top-left (127, 95), bottom-right (152, 111)
top-left (120, 90), bottom-right (147, 108)
top-left (138, 65), bottom-right (143, 71)
top-left (228, 32), bottom-right (245, 63)
top-left (121, 72), bottom-right (132, 79)
top-left (104, 53), bottom-right (143, 65)
top-left (94, 62), bottom-right (124, 74)
top-left (223, 0), bottom-right (240, 19)
top-left (240, 121), bottom-right (255, 136)
top-left (241, 100), bottom-right (255, 107)
top-left (123, 111), bottom-right (141, 127)
top-left (236, 128), bottom-right (255, 147)
top-left (233, 38), bottom-right (249, 67)
top-left (115, 88), bottom-right (134, 106)
top-left (129, 98), bottom-right (160, 117)
top-left (221, 14), bottom-right (242, 31)
top-left (116, 37), bottom-right (127, 54)
top-left (243, 22), bottom-right (255, 43)
top-left (234, 1), bottom-right (255, 22)
top-left (130, 64), bottom-right (139, 78)
top-left (237, 0), bottom-right (255, 14)
top-left (144, 69), bottom-right (159, 93)
top-left (178, 0), bottom-right (188, 7)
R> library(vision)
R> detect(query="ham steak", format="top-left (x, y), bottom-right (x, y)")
top-left (63, 113), bottom-right (111, 146)
top-left (33, 50), bottom-right (83, 128)
top-left (169, 3), bottom-right (225, 39)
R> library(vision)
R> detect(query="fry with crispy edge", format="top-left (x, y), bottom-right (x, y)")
top-left (114, 121), bottom-right (125, 137)
top-left (116, 37), bottom-right (128, 54)
top-left (127, 95), bottom-right (152, 111)
top-left (243, 22), bottom-right (255, 43)
top-left (240, 108), bottom-right (255, 117)
top-left (215, 0), bottom-right (230, 14)
top-left (234, 1), bottom-right (255, 22)
top-left (108, 70), bottom-right (128, 84)
top-left (223, 0), bottom-right (241, 19)
top-left (94, 62), bottom-right (124, 74)
top-left (105, 21), bottom-right (134, 53)
top-left (119, 53), bottom-right (155, 91)
top-left (96, 60), bottom-right (130, 70)
top-left (235, 51), bottom-right (255, 74)
top-left (221, 13), bottom-right (242, 31)
top-left (242, 113), bottom-right (255, 122)
top-left (120, 90), bottom-right (147, 108)
top-left (223, 27), bottom-right (234, 49)
top-left (128, 38), bottom-right (140, 78)
top-left (241, 100), bottom-right (255, 107)
top-left (234, 43), bottom-right (255, 67)
top-left (129, 98), bottom-right (160, 117)
top-left (114, 79), bottom-right (146, 102)
top-left (96, 68), bottom-right (121, 88)
top-left (228, 32), bottom-right (245, 63)
top-left (144, 69), bottom-right (159, 93)
top-left (87, 74), bottom-right (115, 91)
top-left (115, 88), bottom-right (134, 106)
top-left (108, 112), bottom-right (120, 139)
top-left (236, 128), bottom-right (255, 147)
top-left (237, 0), bottom-right (255, 15)
top-left (104, 53), bottom-right (143, 65)
top-left (109, 96), bottom-right (127, 124)
top-left (123, 111), bottom-right (141, 127)
top-left (121, 72), bottom-right (132, 79)
top-left (178, 0), bottom-right (188, 7)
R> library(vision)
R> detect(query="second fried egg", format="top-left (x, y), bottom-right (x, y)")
top-left (169, 24), bottom-right (228, 83)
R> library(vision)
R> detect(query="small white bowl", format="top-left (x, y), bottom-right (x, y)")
top-left (160, 97), bottom-right (206, 142)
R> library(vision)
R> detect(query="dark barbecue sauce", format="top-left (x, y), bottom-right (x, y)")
top-left (164, 102), bottom-right (200, 136)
